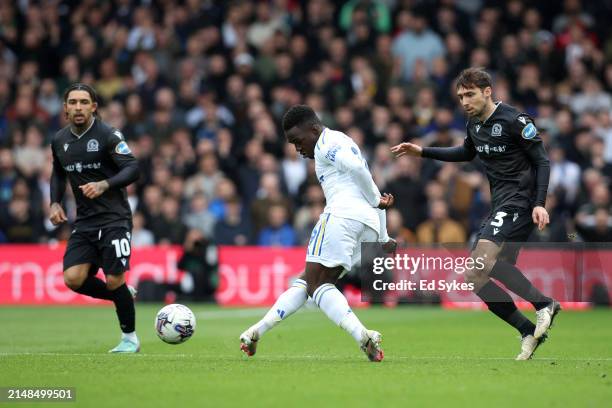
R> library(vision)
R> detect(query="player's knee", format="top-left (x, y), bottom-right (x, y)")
top-left (465, 255), bottom-right (494, 288)
top-left (105, 275), bottom-right (125, 291)
top-left (63, 272), bottom-right (85, 291)
top-left (464, 266), bottom-right (485, 287)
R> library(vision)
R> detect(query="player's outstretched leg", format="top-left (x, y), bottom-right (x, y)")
top-left (467, 240), bottom-right (552, 359)
top-left (239, 277), bottom-right (308, 356)
top-left (307, 263), bottom-right (383, 362)
top-left (107, 274), bottom-right (139, 353)
top-left (490, 260), bottom-right (561, 338)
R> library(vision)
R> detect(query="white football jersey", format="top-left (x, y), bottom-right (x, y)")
top-left (314, 128), bottom-right (381, 235)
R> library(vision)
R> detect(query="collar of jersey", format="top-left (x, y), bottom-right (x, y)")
top-left (476, 101), bottom-right (502, 125)
top-left (70, 117), bottom-right (96, 138)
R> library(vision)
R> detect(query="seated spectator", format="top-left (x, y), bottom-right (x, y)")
top-left (386, 208), bottom-right (416, 246)
top-left (576, 208), bottom-right (612, 242)
top-left (150, 196), bottom-right (188, 245)
top-left (0, 197), bottom-right (43, 243)
top-left (131, 211), bottom-right (155, 247)
top-left (258, 204), bottom-right (296, 247)
top-left (214, 197), bottom-right (251, 246)
top-left (183, 193), bottom-right (216, 238)
top-left (416, 199), bottom-right (466, 244)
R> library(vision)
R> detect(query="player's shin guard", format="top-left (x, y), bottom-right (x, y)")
top-left (490, 260), bottom-right (552, 310)
top-left (477, 280), bottom-right (535, 337)
top-left (254, 278), bottom-right (308, 336)
top-left (313, 283), bottom-right (365, 343)
top-left (111, 283), bottom-right (136, 333)
top-left (75, 275), bottom-right (114, 300)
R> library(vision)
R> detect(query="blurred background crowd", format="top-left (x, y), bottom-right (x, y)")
top-left (1, 0), bottom-right (612, 248)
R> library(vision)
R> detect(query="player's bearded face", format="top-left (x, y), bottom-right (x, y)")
top-left (64, 90), bottom-right (97, 127)
top-left (457, 86), bottom-right (489, 117)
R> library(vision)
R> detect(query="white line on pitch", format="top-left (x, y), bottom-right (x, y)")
top-left (1, 353), bottom-right (610, 362)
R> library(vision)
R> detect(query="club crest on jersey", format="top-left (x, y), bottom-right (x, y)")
top-left (492, 123), bottom-right (502, 137)
top-left (115, 141), bottom-right (132, 155)
top-left (522, 123), bottom-right (537, 139)
top-left (63, 143), bottom-right (69, 152)
top-left (87, 139), bottom-right (99, 152)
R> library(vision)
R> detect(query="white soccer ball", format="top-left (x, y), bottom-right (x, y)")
top-left (155, 304), bottom-right (196, 344)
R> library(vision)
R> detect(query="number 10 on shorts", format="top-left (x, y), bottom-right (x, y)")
top-left (111, 238), bottom-right (131, 258)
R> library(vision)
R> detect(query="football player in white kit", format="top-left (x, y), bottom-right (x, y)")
top-left (240, 105), bottom-right (396, 362)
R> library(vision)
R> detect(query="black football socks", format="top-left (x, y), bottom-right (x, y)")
top-left (75, 276), bottom-right (113, 300)
top-left (111, 284), bottom-right (135, 333)
top-left (490, 260), bottom-right (552, 310)
top-left (476, 280), bottom-right (536, 337)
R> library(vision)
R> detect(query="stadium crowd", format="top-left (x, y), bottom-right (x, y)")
top-left (1, 0), bottom-right (612, 247)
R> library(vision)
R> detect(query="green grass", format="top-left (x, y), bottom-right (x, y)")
top-left (1, 305), bottom-right (611, 407)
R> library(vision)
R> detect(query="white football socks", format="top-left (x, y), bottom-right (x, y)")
top-left (313, 283), bottom-right (365, 344)
top-left (253, 279), bottom-right (308, 336)
top-left (122, 331), bottom-right (138, 343)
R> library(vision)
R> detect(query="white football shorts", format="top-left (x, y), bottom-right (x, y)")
top-left (306, 213), bottom-right (378, 276)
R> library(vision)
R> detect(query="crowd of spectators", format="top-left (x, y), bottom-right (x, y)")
top-left (1, 0), bottom-right (612, 248)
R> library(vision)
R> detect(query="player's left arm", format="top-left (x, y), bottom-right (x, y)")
top-left (331, 142), bottom-right (396, 247)
top-left (515, 114), bottom-right (550, 230)
top-left (79, 130), bottom-right (139, 199)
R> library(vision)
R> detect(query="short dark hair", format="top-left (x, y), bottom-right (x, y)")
top-left (63, 83), bottom-right (98, 104)
top-left (282, 105), bottom-right (320, 132)
top-left (455, 68), bottom-right (492, 91)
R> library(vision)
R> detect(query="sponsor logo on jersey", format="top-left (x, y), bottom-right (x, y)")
top-left (325, 144), bottom-right (341, 162)
top-left (351, 146), bottom-right (359, 155)
top-left (115, 141), bottom-right (132, 155)
top-left (476, 144), bottom-right (506, 154)
top-left (63, 143), bottom-right (69, 152)
top-left (87, 139), bottom-right (99, 152)
top-left (518, 116), bottom-right (527, 125)
top-left (513, 212), bottom-right (519, 222)
top-left (113, 130), bottom-right (124, 140)
top-left (475, 124), bottom-right (481, 133)
top-left (64, 162), bottom-right (101, 172)
top-left (492, 123), bottom-right (502, 137)
top-left (522, 123), bottom-right (537, 139)
top-left (493, 228), bottom-right (500, 235)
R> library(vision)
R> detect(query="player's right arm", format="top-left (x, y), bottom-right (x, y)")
top-left (391, 136), bottom-right (476, 162)
top-left (50, 142), bottom-right (68, 225)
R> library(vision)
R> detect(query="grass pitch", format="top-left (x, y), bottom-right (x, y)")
top-left (1, 305), bottom-right (611, 407)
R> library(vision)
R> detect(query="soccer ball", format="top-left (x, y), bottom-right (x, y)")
top-left (155, 304), bottom-right (196, 344)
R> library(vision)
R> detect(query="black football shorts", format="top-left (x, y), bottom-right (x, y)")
top-left (63, 226), bottom-right (132, 275)
top-left (472, 207), bottom-right (535, 264)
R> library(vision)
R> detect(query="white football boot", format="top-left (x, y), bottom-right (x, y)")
top-left (534, 300), bottom-right (561, 339)
top-left (361, 330), bottom-right (384, 362)
top-left (515, 333), bottom-right (547, 361)
top-left (239, 327), bottom-right (260, 357)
